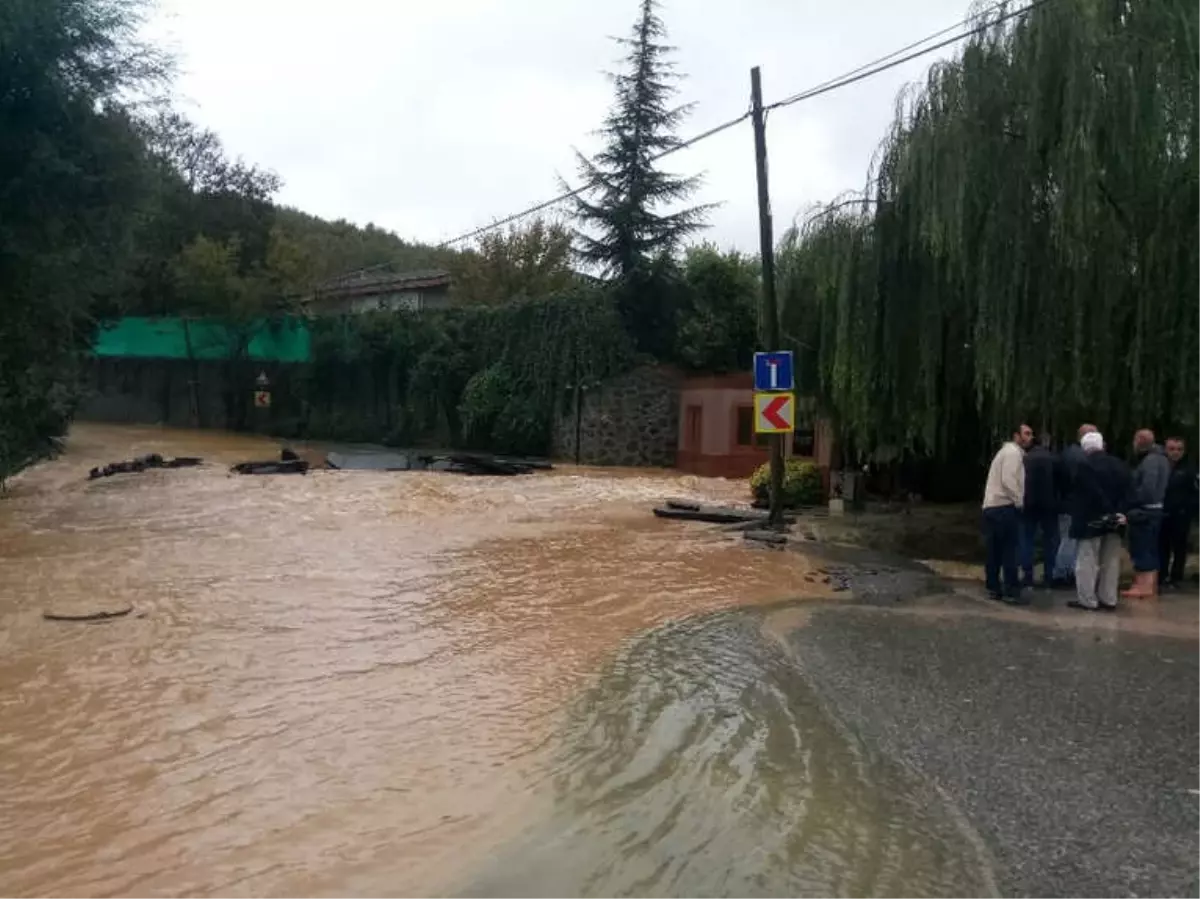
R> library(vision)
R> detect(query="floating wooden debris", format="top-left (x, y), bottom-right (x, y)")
top-left (231, 458), bottom-right (309, 475)
top-left (652, 504), bottom-right (769, 524)
top-left (744, 530), bottom-right (789, 546)
top-left (89, 454), bottom-right (203, 479)
top-left (43, 602), bottom-right (133, 622)
top-left (324, 449), bottom-right (550, 477)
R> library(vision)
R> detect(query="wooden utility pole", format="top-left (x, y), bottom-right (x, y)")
top-left (751, 66), bottom-right (785, 529)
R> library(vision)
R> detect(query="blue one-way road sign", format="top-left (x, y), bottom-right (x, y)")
top-left (753, 351), bottom-right (794, 392)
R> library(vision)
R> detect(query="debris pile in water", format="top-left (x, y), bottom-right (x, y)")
top-left (231, 449), bottom-right (310, 475)
top-left (324, 449), bottom-right (550, 476)
top-left (88, 454), bottom-right (202, 480)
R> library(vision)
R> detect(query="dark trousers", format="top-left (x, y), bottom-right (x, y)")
top-left (983, 505), bottom-right (1021, 597)
top-left (1127, 510), bottom-right (1162, 573)
top-left (1159, 511), bottom-right (1193, 584)
top-left (1019, 509), bottom-right (1060, 587)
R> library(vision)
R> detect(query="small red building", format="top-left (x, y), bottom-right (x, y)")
top-left (675, 372), bottom-right (834, 481)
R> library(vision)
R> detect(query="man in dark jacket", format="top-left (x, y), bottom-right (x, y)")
top-left (1020, 435), bottom-right (1065, 587)
top-left (1158, 437), bottom-right (1198, 589)
top-left (1052, 423), bottom-right (1096, 585)
top-left (1068, 432), bottom-right (1132, 610)
top-left (1123, 429), bottom-right (1171, 598)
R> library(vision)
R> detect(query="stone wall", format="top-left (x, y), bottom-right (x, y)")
top-left (553, 364), bottom-right (681, 467)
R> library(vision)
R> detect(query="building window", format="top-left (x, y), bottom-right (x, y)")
top-left (736, 406), bottom-right (770, 448)
top-left (685, 405), bottom-right (702, 450)
top-left (793, 425), bottom-right (815, 457)
top-left (736, 406), bottom-right (753, 446)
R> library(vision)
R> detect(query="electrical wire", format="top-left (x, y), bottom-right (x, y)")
top-left (766, 0), bottom-right (1053, 111)
top-left (765, 0), bottom-right (1016, 109)
top-left (417, 0), bottom-right (1052, 251)
top-left (434, 111), bottom-right (751, 249)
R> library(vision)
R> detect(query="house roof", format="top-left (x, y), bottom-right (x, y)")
top-left (312, 268), bottom-right (451, 302)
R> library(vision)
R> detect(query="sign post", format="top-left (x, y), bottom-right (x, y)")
top-left (751, 64), bottom-right (786, 528)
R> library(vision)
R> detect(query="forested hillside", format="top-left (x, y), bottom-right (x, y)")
top-left (0, 0), bottom-right (755, 481)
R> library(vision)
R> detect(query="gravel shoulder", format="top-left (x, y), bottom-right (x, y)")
top-left (771, 592), bottom-right (1199, 897)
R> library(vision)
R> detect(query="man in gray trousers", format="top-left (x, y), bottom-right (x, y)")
top-left (1068, 431), bottom-right (1131, 611)
top-left (1053, 424), bottom-right (1097, 586)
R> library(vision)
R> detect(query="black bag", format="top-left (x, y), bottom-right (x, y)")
top-left (1088, 513), bottom-right (1125, 535)
top-left (1125, 507), bottom-right (1150, 525)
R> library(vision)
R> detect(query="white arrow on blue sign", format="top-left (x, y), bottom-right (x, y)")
top-left (753, 351), bottom-right (794, 392)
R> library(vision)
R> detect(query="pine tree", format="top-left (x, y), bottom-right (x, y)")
top-left (571, 0), bottom-right (711, 281)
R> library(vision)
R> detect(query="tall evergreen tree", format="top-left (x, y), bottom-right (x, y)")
top-left (570, 0), bottom-right (710, 355)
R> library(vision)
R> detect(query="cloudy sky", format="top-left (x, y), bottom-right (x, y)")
top-left (142, 0), bottom-right (975, 253)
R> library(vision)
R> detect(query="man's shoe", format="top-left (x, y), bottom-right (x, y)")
top-left (1067, 599), bottom-right (1097, 611)
top-left (1003, 592), bottom-right (1031, 606)
top-left (1095, 602), bottom-right (1117, 612)
top-left (987, 591), bottom-right (1003, 602)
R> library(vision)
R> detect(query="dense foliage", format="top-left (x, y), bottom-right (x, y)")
top-left (450, 219), bottom-right (577, 306)
top-left (750, 459), bottom-right (824, 508)
top-left (779, 0), bottom-right (1198, 474)
top-left (570, 0), bottom-right (712, 357)
top-left (0, 0), bottom-right (160, 482)
top-left (303, 289), bottom-right (634, 455)
top-left (675, 245), bottom-right (759, 372)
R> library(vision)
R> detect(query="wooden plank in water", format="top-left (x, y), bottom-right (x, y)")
top-left (652, 506), bottom-right (768, 524)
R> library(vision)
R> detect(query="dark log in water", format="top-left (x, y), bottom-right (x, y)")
top-left (43, 604), bottom-right (134, 622)
top-left (653, 505), bottom-right (769, 524)
top-left (230, 459), bottom-right (310, 476)
top-left (445, 454), bottom-right (533, 476)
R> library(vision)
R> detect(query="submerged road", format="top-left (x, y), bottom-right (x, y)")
top-left (768, 584), bottom-right (1199, 898)
top-left (0, 424), bottom-right (1195, 897)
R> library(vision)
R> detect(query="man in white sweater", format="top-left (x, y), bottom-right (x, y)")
top-left (982, 423), bottom-right (1033, 603)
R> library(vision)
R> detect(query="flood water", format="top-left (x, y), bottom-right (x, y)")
top-left (0, 424), bottom-right (994, 897)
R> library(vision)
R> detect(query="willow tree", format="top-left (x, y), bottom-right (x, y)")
top-left (779, 0), bottom-right (1198, 473)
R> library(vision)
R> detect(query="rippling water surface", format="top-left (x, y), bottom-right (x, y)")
top-left (0, 424), bottom-right (992, 897)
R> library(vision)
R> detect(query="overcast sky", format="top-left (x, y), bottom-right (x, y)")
top-left (142, 0), bottom-right (974, 254)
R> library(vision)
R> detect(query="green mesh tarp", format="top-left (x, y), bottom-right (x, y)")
top-left (93, 317), bottom-right (311, 362)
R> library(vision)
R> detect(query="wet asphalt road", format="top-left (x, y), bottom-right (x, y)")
top-left (779, 598), bottom-right (1199, 898)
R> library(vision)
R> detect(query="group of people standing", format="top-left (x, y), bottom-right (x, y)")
top-left (981, 424), bottom-right (1197, 610)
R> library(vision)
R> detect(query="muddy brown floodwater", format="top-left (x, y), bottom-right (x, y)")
top-left (0, 424), bottom-right (995, 897)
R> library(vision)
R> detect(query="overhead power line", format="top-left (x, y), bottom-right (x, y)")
top-left (766, 0), bottom-right (1053, 111)
top-left (427, 0), bottom-right (1049, 250)
top-left (435, 111), bottom-right (751, 249)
